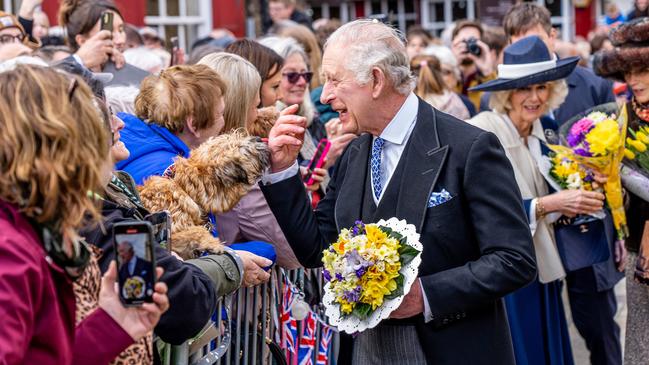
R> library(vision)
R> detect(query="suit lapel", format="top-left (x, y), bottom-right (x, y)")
top-left (335, 134), bottom-right (371, 230)
top-left (396, 100), bottom-right (449, 233)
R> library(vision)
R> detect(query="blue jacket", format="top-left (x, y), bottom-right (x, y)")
top-left (115, 113), bottom-right (190, 185)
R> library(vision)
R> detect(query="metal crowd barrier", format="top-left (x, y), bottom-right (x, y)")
top-left (156, 267), bottom-right (339, 365)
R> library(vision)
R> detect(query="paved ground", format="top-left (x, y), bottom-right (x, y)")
top-left (564, 279), bottom-right (627, 364)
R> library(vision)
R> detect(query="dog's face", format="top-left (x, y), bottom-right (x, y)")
top-left (246, 106), bottom-right (279, 138)
top-left (172, 131), bottom-right (271, 214)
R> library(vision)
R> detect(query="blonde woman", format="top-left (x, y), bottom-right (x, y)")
top-left (468, 36), bottom-right (605, 365)
top-left (198, 51), bottom-right (302, 269)
top-left (0, 65), bottom-right (168, 364)
top-left (198, 52), bottom-right (261, 131)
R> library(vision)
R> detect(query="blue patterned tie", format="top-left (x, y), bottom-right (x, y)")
top-left (371, 137), bottom-right (385, 200)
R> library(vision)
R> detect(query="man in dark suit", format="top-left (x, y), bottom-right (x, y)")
top-left (117, 241), bottom-right (154, 299)
top-left (261, 19), bottom-right (536, 364)
top-left (498, 4), bottom-right (625, 365)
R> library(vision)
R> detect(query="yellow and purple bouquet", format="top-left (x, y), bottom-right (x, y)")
top-left (548, 151), bottom-right (598, 191)
top-left (321, 218), bottom-right (422, 333)
top-left (549, 104), bottom-right (629, 238)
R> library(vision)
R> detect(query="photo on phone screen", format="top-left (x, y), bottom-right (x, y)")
top-left (113, 222), bottom-right (156, 306)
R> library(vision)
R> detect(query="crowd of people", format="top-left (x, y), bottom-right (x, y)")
top-left (1, 0), bottom-right (649, 364)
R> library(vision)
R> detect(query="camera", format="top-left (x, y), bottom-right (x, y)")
top-left (464, 37), bottom-right (482, 57)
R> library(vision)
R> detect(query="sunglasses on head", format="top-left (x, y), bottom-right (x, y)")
top-left (283, 71), bottom-right (313, 84)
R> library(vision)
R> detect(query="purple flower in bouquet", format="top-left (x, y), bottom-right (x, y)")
top-left (355, 266), bottom-right (367, 278)
top-left (345, 250), bottom-right (372, 276)
top-left (323, 269), bottom-right (332, 282)
top-left (343, 286), bottom-right (362, 303)
top-left (568, 118), bottom-right (594, 147)
top-left (351, 220), bottom-right (366, 236)
top-left (574, 148), bottom-right (592, 157)
top-left (336, 273), bottom-right (344, 281)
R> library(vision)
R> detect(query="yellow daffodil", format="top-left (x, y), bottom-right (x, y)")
top-left (625, 148), bottom-right (637, 160)
top-left (586, 119), bottom-right (620, 156)
top-left (631, 140), bottom-right (647, 152)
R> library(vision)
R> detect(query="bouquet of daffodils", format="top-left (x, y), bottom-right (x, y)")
top-left (549, 104), bottom-right (628, 238)
top-left (548, 151), bottom-right (597, 191)
top-left (321, 218), bottom-right (422, 333)
top-left (622, 124), bottom-right (649, 202)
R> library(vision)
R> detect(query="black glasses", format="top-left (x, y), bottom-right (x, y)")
top-left (282, 71), bottom-right (313, 84)
top-left (0, 33), bottom-right (25, 44)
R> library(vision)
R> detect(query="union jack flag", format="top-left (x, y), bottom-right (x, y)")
top-left (298, 311), bottom-right (317, 365)
top-left (281, 281), bottom-right (298, 362)
top-left (316, 324), bottom-right (333, 365)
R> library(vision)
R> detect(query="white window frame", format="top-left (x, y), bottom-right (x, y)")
top-left (420, 0), bottom-right (476, 34)
top-left (144, 0), bottom-right (212, 51)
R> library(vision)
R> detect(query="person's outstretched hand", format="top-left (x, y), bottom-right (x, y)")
top-left (268, 104), bottom-right (306, 173)
top-left (236, 250), bottom-right (272, 287)
top-left (98, 261), bottom-right (169, 340)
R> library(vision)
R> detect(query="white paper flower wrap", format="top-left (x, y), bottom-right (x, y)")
top-left (322, 218), bottom-right (423, 333)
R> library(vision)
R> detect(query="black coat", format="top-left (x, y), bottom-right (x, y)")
top-left (80, 188), bottom-right (218, 345)
top-left (261, 99), bottom-right (537, 364)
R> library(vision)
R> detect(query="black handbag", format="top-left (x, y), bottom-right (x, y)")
top-left (554, 213), bottom-right (612, 272)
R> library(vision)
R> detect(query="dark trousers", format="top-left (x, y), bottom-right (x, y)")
top-left (566, 271), bottom-right (622, 365)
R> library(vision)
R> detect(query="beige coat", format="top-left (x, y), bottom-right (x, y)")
top-left (468, 111), bottom-right (565, 283)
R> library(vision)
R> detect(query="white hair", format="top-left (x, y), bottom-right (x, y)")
top-left (258, 36), bottom-right (309, 66)
top-left (324, 19), bottom-right (415, 95)
top-left (0, 56), bottom-right (48, 73)
top-left (423, 45), bottom-right (461, 80)
top-left (105, 85), bottom-right (140, 115)
top-left (123, 47), bottom-right (165, 74)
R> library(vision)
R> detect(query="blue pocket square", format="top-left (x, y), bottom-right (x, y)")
top-left (428, 189), bottom-right (453, 208)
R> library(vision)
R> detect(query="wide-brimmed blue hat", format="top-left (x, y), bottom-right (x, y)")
top-left (469, 35), bottom-right (579, 92)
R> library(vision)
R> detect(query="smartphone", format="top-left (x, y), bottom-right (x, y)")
top-left (169, 36), bottom-right (179, 66)
top-left (100, 11), bottom-right (114, 34)
top-left (145, 211), bottom-right (172, 252)
top-left (303, 139), bottom-right (331, 185)
top-left (113, 221), bottom-right (156, 306)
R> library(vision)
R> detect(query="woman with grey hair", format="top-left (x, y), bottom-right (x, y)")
top-left (469, 36), bottom-right (607, 365)
top-left (260, 36), bottom-right (355, 197)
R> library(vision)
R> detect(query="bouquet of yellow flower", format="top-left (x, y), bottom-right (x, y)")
top-left (548, 151), bottom-right (597, 191)
top-left (622, 124), bottom-right (649, 202)
top-left (321, 218), bottom-right (422, 333)
top-left (549, 103), bottom-right (629, 239)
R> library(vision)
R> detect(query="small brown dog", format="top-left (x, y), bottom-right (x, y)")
top-left (138, 131), bottom-right (270, 259)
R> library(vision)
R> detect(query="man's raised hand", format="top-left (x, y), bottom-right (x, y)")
top-left (268, 104), bottom-right (306, 173)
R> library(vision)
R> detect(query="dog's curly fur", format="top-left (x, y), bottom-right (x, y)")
top-left (247, 106), bottom-right (279, 138)
top-left (138, 131), bottom-right (270, 260)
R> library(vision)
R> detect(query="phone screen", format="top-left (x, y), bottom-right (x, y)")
top-left (115, 229), bottom-right (155, 305)
top-left (100, 12), bottom-right (114, 33)
top-left (145, 211), bottom-right (172, 252)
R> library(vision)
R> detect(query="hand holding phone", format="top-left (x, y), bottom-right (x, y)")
top-left (169, 36), bottom-right (179, 66)
top-left (113, 221), bottom-right (157, 306)
top-left (303, 138), bottom-right (331, 185)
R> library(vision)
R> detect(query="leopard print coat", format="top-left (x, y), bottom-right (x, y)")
top-left (74, 246), bottom-right (154, 364)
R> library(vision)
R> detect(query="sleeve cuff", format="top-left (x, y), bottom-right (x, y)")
top-left (222, 246), bottom-right (244, 288)
top-left (72, 53), bottom-right (87, 69)
top-left (420, 280), bottom-right (433, 323)
top-left (260, 161), bottom-right (299, 185)
top-left (529, 198), bottom-right (538, 235)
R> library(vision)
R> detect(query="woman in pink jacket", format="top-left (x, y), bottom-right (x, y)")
top-left (0, 65), bottom-right (169, 365)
